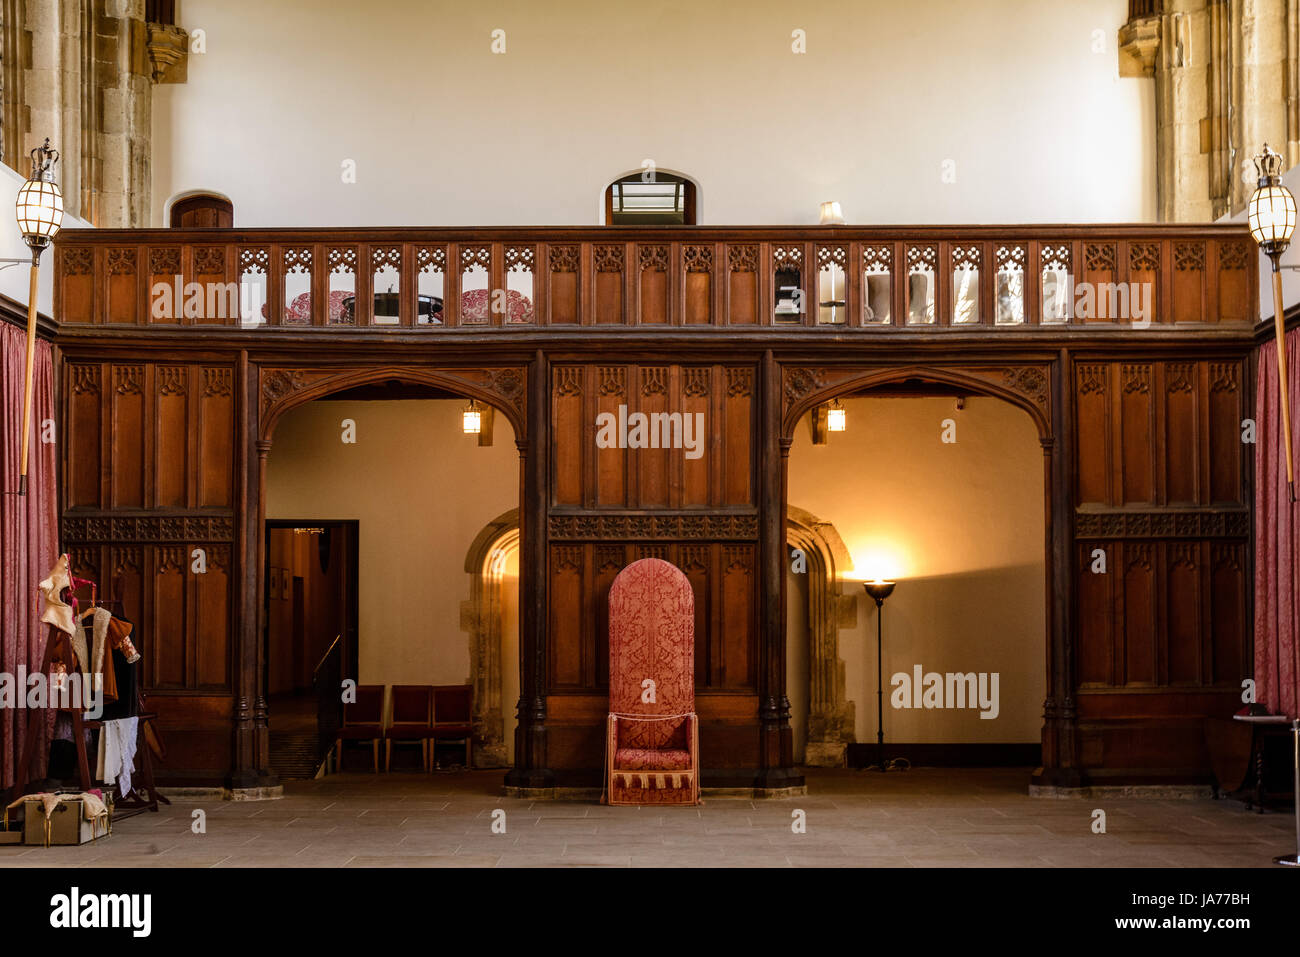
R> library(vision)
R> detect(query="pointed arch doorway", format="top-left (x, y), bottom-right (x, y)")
top-left (254, 366), bottom-right (528, 779)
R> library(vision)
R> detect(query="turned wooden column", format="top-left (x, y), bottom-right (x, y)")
top-left (229, 352), bottom-right (276, 790)
top-left (506, 349), bottom-right (554, 788)
top-left (1034, 348), bottom-right (1081, 787)
top-left (756, 351), bottom-right (801, 789)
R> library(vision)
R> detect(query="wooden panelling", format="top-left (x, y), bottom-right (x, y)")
top-left (1076, 356), bottom-right (1248, 696)
top-left (1072, 352), bottom-right (1250, 767)
top-left (546, 541), bottom-right (757, 694)
top-left (64, 361), bottom-right (236, 511)
top-left (1075, 535), bottom-right (1248, 688)
top-left (64, 541), bottom-right (233, 693)
top-left (53, 226), bottom-right (1256, 329)
top-left (551, 363), bottom-right (754, 509)
top-left (60, 358), bottom-right (238, 779)
top-left (1074, 359), bottom-right (1247, 508)
top-left (48, 221), bottom-right (1262, 789)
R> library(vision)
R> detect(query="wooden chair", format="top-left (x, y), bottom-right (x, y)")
top-left (334, 684), bottom-right (385, 773)
top-left (429, 685), bottom-right (473, 768)
top-left (605, 558), bottom-right (700, 805)
top-left (384, 685), bottom-right (434, 771)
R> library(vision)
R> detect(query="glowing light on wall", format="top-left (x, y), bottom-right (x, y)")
top-left (843, 545), bottom-right (908, 584)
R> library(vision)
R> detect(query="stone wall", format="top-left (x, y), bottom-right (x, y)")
top-left (1122, 0), bottom-right (1300, 221)
top-left (2, 0), bottom-right (185, 226)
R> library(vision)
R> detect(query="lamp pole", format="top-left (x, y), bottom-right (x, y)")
top-left (863, 580), bottom-right (897, 772)
top-left (12, 139), bottom-right (64, 496)
top-left (1248, 144), bottom-right (1300, 867)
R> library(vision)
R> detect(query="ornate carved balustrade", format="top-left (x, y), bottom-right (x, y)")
top-left (53, 225), bottom-right (1257, 332)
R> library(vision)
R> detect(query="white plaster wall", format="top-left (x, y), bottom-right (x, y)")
top-left (152, 0), bottom-right (1154, 227)
top-left (787, 396), bottom-right (1046, 744)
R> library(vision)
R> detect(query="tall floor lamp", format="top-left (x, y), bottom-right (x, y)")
top-left (1247, 144), bottom-right (1300, 867)
top-left (863, 580), bottom-right (907, 772)
top-left (8, 139), bottom-right (64, 495)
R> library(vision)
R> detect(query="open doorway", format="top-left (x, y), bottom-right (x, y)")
top-left (262, 379), bottom-right (521, 777)
top-left (786, 383), bottom-right (1047, 770)
top-left (265, 520), bottom-right (358, 779)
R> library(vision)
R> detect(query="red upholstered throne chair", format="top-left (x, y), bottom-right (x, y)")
top-left (605, 558), bottom-right (700, 806)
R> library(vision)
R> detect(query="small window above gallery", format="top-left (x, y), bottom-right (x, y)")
top-left (605, 172), bottom-right (696, 225)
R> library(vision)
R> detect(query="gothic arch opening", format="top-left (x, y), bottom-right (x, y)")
top-left (786, 382), bottom-right (1048, 768)
top-left (261, 376), bottom-right (522, 775)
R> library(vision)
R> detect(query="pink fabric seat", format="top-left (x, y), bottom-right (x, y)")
top-left (614, 748), bottom-right (693, 772)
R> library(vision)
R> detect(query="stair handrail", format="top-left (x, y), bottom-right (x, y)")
top-left (312, 634), bottom-right (341, 683)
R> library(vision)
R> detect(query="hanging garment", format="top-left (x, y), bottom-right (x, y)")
top-left (70, 617), bottom-right (91, 686)
top-left (84, 608), bottom-right (135, 708)
top-left (96, 716), bottom-right (138, 798)
top-left (37, 555), bottom-right (75, 637)
top-left (100, 616), bottom-right (140, 721)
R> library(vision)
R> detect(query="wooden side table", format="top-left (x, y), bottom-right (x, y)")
top-left (1205, 715), bottom-right (1295, 813)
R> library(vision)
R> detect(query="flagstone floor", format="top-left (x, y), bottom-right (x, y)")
top-left (0, 768), bottom-right (1292, 868)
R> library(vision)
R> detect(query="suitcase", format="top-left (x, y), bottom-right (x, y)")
top-left (21, 797), bottom-right (110, 846)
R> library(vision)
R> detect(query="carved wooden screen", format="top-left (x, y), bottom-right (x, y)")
top-left (1073, 358), bottom-right (1250, 772)
top-left (546, 362), bottom-right (760, 772)
top-left (61, 359), bottom-right (237, 781)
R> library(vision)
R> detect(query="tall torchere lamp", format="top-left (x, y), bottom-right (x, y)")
top-left (9, 139), bottom-right (64, 495)
top-left (1247, 143), bottom-right (1300, 867)
top-left (863, 580), bottom-right (907, 772)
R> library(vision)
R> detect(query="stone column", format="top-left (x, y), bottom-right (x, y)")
top-left (89, 0), bottom-right (153, 226)
top-left (20, 0), bottom-right (83, 212)
top-left (8, 0), bottom-right (187, 225)
top-left (1120, 0), bottom-right (1297, 221)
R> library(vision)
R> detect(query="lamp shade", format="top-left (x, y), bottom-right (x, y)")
top-left (1248, 144), bottom-right (1297, 256)
top-left (1249, 185), bottom-right (1297, 251)
top-left (15, 139), bottom-right (63, 252)
top-left (819, 201), bottom-right (844, 225)
top-left (826, 402), bottom-right (846, 432)
top-left (862, 580), bottom-right (896, 603)
top-left (462, 402), bottom-right (482, 434)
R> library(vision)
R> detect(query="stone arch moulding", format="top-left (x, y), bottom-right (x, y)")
top-left (461, 508), bottom-right (520, 768)
top-left (258, 364), bottom-right (528, 442)
top-left (787, 505), bottom-right (858, 767)
top-left (780, 363), bottom-right (1053, 442)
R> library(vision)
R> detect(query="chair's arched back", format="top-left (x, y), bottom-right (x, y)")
top-left (608, 558), bottom-right (695, 714)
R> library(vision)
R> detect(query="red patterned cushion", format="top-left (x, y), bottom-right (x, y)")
top-left (614, 748), bottom-right (693, 771)
top-left (261, 290), bottom-right (351, 322)
top-left (458, 288), bottom-right (535, 323)
top-left (608, 559), bottom-right (695, 715)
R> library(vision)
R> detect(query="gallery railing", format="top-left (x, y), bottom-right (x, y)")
top-left (52, 225), bottom-right (1258, 331)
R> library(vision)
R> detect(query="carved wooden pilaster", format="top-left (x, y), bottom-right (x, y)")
top-left (230, 348), bottom-right (277, 789)
top-left (505, 351), bottom-right (553, 788)
top-left (756, 352), bottom-right (801, 789)
top-left (1035, 349), bottom-right (1080, 787)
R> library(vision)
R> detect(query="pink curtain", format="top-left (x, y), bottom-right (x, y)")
top-left (1, 321), bottom-right (58, 787)
top-left (1256, 327), bottom-right (1300, 719)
